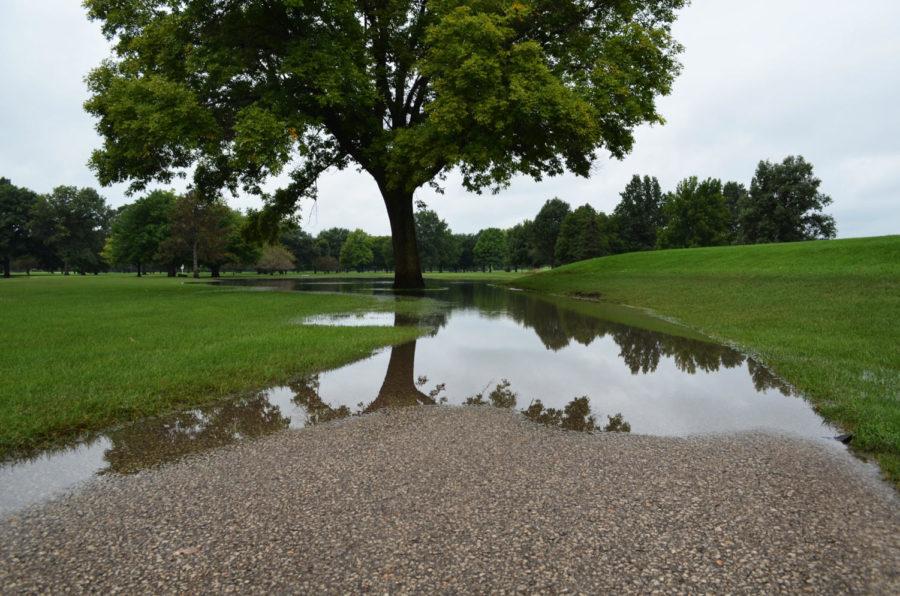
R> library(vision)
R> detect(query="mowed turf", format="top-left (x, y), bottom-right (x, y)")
top-left (513, 236), bottom-right (900, 482)
top-left (0, 275), bottom-right (422, 453)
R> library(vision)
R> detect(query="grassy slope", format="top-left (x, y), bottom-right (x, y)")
top-left (513, 236), bottom-right (900, 480)
top-left (0, 275), bottom-right (423, 453)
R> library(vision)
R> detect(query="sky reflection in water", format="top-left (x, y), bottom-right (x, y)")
top-left (1, 279), bottom-right (838, 516)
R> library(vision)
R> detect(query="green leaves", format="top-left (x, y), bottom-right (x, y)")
top-left (85, 69), bottom-right (220, 189)
top-left (232, 106), bottom-right (292, 177)
top-left (85, 0), bottom-right (686, 248)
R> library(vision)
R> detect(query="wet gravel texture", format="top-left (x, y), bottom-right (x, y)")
top-left (1, 406), bottom-right (898, 593)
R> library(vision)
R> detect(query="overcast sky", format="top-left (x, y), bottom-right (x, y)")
top-left (1, 0), bottom-right (898, 238)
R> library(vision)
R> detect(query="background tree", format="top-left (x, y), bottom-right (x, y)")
top-left (415, 206), bottom-right (455, 272)
top-left (29, 186), bottom-right (111, 274)
top-left (223, 211), bottom-right (263, 273)
top-left (555, 204), bottom-right (608, 265)
top-left (0, 178), bottom-right (38, 278)
top-left (722, 181), bottom-right (748, 242)
top-left (371, 236), bottom-right (395, 273)
top-left (657, 177), bottom-right (730, 249)
top-left (454, 234), bottom-right (477, 272)
top-left (506, 221), bottom-right (535, 272)
top-left (157, 193), bottom-right (231, 278)
top-left (280, 227), bottom-right (318, 272)
top-left (339, 229), bottom-right (375, 272)
top-left (474, 228), bottom-right (507, 272)
top-left (740, 156), bottom-right (837, 243)
top-left (315, 228), bottom-right (351, 265)
top-left (532, 198), bottom-right (572, 267)
top-left (313, 255), bottom-right (339, 274)
top-left (256, 245), bottom-right (296, 275)
top-left (84, 0), bottom-right (686, 288)
top-left (107, 190), bottom-right (175, 276)
top-left (613, 175), bottom-right (664, 252)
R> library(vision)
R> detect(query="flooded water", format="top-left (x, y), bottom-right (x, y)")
top-left (1, 278), bottom-right (841, 517)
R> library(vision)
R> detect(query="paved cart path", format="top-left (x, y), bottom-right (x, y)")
top-left (1, 407), bottom-right (898, 593)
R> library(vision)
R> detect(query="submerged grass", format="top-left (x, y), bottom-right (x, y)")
top-left (0, 275), bottom-right (424, 454)
top-left (513, 236), bottom-right (900, 482)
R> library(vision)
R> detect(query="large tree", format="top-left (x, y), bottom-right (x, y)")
top-left (613, 174), bottom-right (664, 252)
top-left (107, 190), bottom-right (175, 276)
top-left (84, 0), bottom-right (686, 288)
top-left (740, 156), bottom-right (837, 243)
top-left (0, 178), bottom-right (38, 278)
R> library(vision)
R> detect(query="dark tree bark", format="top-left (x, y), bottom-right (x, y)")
top-left (211, 265), bottom-right (220, 278)
top-left (382, 188), bottom-right (424, 289)
top-left (2, 256), bottom-right (10, 278)
top-left (136, 261), bottom-right (142, 277)
top-left (166, 264), bottom-right (176, 277)
top-left (191, 241), bottom-right (199, 278)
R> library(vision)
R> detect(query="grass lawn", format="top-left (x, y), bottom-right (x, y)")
top-left (0, 275), bottom-right (425, 454)
top-left (512, 235), bottom-right (900, 482)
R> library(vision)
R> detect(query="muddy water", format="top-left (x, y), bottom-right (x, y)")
top-left (0, 279), bottom-right (839, 516)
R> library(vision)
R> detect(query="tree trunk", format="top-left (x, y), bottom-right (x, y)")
top-left (192, 241), bottom-right (199, 278)
top-left (382, 187), bottom-right (424, 289)
top-left (167, 264), bottom-right (176, 277)
top-left (211, 265), bottom-right (220, 278)
top-left (136, 262), bottom-right (142, 277)
top-left (2, 256), bottom-right (10, 278)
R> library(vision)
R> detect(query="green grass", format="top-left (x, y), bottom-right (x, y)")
top-left (0, 275), bottom-right (425, 454)
top-left (513, 236), bottom-right (900, 482)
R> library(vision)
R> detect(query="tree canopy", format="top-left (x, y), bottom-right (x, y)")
top-left (0, 178), bottom-right (38, 278)
top-left (106, 190), bottom-right (175, 275)
top-left (657, 177), bottom-right (730, 249)
top-left (29, 186), bottom-right (111, 274)
top-left (84, 0), bottom-right (686, 287)
top-left (532, 198), bottom-right (572, 266)
top-left (740, 156), bottom-right (837, 243)
top-left (339, 229), bottom-right (375, 272)
top-left (614, 175), bottom-right (664, 252)
top-left (555, 204), bottom-right (609, 265)
top-left (474, 227), bottom-right (507, 271)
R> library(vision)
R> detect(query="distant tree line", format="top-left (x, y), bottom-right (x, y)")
top-left (273, 154), bottom-right (835, 274)
top-left (0, 155), bottom-right (836, 278)
top-left (0, 182), bottom-right (267, 278)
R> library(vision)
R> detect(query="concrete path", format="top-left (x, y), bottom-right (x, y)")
top-left (1, 407), bottom-right (897, 593)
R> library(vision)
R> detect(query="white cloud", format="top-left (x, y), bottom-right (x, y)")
top-left (1, 0), bottom-right (897, 237)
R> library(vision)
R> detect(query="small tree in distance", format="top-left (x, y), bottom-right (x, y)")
top-left (740, 156), bottom-right (837, 243)
top-left (474, 228), bottom-right (507, 272)
top-left (257, 245), bottom-right (296, 275)
top-left (614, 175), bottom-right (664, 252)
top-left (532, 198), bottom-right (572, 267)
top-left (340, 230), bottom-right (375, 272)
top-left (0, 178), bottom-right (38, 278)
top-left (657, 177), bottom-right (730, 249)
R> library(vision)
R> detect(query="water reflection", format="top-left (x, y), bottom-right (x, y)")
top-left (2, 280), bottom-right (834, 517)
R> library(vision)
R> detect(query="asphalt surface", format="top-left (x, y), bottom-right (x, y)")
top-left (1, 406), bottom-right (898, 593)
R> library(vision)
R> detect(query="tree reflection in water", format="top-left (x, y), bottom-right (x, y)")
top-left (95, 281), bottom-right (794, 474)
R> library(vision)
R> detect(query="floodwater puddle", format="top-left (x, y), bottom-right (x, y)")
top-left (1, 279), bottom-right (841, 517)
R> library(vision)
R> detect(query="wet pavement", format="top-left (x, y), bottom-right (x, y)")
top-left (1, 407), bottom-right (897, 593)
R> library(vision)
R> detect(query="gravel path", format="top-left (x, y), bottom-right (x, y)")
top-left (1, 406), bottom-right (898, 593)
